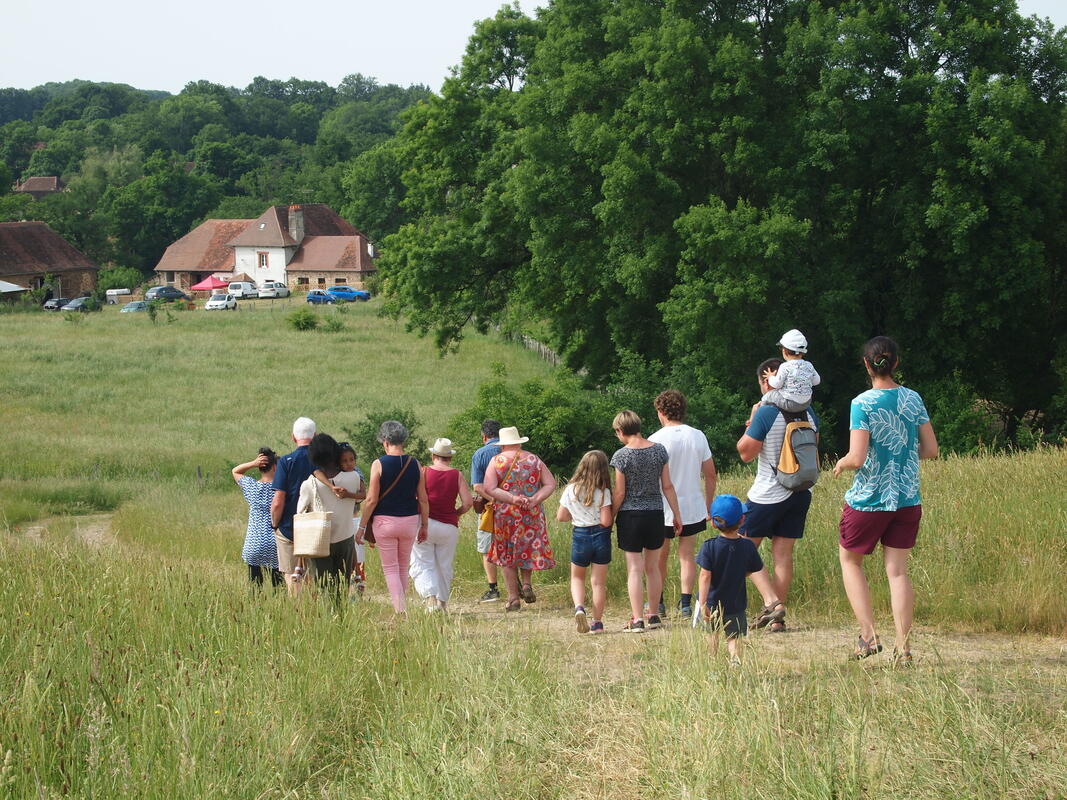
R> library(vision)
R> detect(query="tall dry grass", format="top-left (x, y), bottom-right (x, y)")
top-left (1, 305), bottom-right (1065, 797)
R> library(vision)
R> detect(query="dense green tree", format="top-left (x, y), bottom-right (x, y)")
top-left (340, 138), bottom-right (409, 244)
top-left (0, 87), bottom-right (49, 125)
top-left (337, 73), bottom-right (380, 102)
top-left (0, 120), bottom-right (39, 175)
top-left (0, 191), bottom-right (34, 222)
top-left (24, 123), bottom-right (89, 178)
top-left (369, 0), bottom-right (1067, 450)
top-left (200, 195), bottom-right (268, 221)
top-left (314, 85), bottom-right (429, 165)
top-left (156, 93), bottom-right (231, 152)
top-left (374, 4), bottom-right (544, 348)
top-left (96, 156), bottom-right (220, 271)
top-left (35, 82), bottom-right (148, 127)
top-left (190, 140), bottom-right (259, 189)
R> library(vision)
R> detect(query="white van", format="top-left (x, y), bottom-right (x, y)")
top-left (258, 280), bottom-right (291, 298)
top-left (228, 281), bottom-right (259, 298)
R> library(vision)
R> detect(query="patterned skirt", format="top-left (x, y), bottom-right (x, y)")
top-left (488, 504), bottom-right (555, 571)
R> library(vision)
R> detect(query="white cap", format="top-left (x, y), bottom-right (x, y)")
top-left (777, 329), bottom-right (808, 354)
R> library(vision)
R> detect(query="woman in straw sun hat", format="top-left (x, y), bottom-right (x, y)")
top-left (409, 438), bottom-right (474, 612)
top-left (482, 426), bottom-right (557, 611)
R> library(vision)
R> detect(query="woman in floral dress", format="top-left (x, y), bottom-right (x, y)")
top-left (482, 427), bottom-right (557, 611)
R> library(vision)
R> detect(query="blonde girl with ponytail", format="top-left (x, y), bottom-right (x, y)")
top-left (556, 450), bottom-right (614, 633)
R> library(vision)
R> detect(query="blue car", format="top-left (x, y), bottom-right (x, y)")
top-left (305, 289), bottom-right (336, 305)
top-left (326, 286), bottom-right (370, 302)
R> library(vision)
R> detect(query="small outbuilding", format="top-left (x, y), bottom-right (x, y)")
top-left (0, 221), bottom-right (99, 297)
top-left (13, 176), bottom-right (65, 200)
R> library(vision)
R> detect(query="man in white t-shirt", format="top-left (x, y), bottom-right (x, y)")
top-left (648, 390), bottom-right (717, 618)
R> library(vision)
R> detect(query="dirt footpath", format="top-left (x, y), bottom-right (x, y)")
top-left (14, 513), bottom-right (1065, 684)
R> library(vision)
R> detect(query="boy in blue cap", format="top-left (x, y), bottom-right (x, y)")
top-left (696, 494), bottom-right (767, 664)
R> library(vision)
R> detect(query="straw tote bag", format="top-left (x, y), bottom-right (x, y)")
top-left (293, 480), bottom-right (332, 558)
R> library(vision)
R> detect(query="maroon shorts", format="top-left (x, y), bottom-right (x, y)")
top-left (839, 504), bottom-right (922, 555)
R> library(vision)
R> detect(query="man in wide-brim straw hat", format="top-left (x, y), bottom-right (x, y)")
top-left (481, 427), bottom-right (557, 610)
top-left (409, 437), bottom-right (474, 612)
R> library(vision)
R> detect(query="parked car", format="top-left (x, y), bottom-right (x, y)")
top-left (204, 293), bottom-right (238, 311)
top-left (228, 281), bottom-right (259, 298)
top-left (43, 297), bottom-right (71, 311)
top-left (60, 297), bottom-right (94, 312)
top-left (144, 286), bottom-right (191, 302)
top-left (305, 289), bottom-right (336, 305)
top-left (326, 285), bottom-right (371, 302)
top-left (259, 280), bottom-right (291, 298)
top-left (120, 300), bottom-right (149, 313)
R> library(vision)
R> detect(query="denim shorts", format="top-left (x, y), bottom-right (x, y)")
top-left (570, 525), bottom-right (612, 567)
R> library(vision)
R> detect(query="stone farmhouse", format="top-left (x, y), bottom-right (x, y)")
top-left (153, 204), bottom-right (376, 291)
top-left (0, 221), bottom-right (99, 296)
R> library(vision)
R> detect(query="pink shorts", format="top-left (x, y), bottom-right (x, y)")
top-left (839, 504), bottom-right (922, 555)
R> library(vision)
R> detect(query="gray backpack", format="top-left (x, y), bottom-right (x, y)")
top-left (773, 410), bottom-right (819, 491)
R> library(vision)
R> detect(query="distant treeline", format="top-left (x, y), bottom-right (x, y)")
top-left (0, 74), bottom-right (430, 272)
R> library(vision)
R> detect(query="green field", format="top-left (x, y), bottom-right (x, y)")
top-left (2, 306), bottom-right (1065, 798)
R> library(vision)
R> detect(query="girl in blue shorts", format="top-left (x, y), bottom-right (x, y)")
top-left (556, 450), bottom-right (614, 634)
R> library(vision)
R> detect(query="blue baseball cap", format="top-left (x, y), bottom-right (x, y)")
top-left (709, 494), bottom-right (749, 529)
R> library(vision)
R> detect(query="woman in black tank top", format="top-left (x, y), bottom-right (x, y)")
top-left (357, 420), bottom-right (429, 613)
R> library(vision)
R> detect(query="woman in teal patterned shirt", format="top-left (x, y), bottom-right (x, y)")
top-left (833, 337), bottom-right (939, 663)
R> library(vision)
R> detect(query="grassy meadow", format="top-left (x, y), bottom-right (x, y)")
top-left (1, 304), bottom-right (1065, 798)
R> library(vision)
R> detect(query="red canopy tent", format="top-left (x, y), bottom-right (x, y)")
top-left (190, 275), bottom-right (230, 292)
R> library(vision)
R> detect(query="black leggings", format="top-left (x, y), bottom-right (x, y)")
top-left (248, 565), bottom-right (285, 587)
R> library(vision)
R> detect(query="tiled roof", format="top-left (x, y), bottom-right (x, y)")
top-left (227, 206), bottom-right (296, 247)
top-left (287, 235), bottom-right (376, 272)
top-left (299, 204), bottom-right (361, 237)
top-left (14, 176), bottom-right (63, 194)
top-left (226, 204), bottom-right (360, 247)
top-left (0, 221), bottom-right (97, 276)
top-left (153, 220), bottom-right (248, 274)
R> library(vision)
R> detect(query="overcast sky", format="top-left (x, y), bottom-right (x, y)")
top-left (2, 0), bottom-right (1064, 95)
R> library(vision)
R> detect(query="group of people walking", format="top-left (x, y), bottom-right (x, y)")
top-left (234, 334), bottom-right (938, 662)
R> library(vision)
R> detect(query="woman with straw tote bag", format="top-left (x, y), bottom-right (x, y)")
top-left (293, 475), bottom-right (333, 559)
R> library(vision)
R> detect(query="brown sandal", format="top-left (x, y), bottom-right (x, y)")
top-left (505, 599), bottom-right (522, 612)
top-left (754, 602), bottom-right (785, 628)
top-left (851, 634), bottom-right (883, 659)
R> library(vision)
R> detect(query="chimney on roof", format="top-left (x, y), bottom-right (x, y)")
top-left (288, 205), bottom-right (305, 244)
